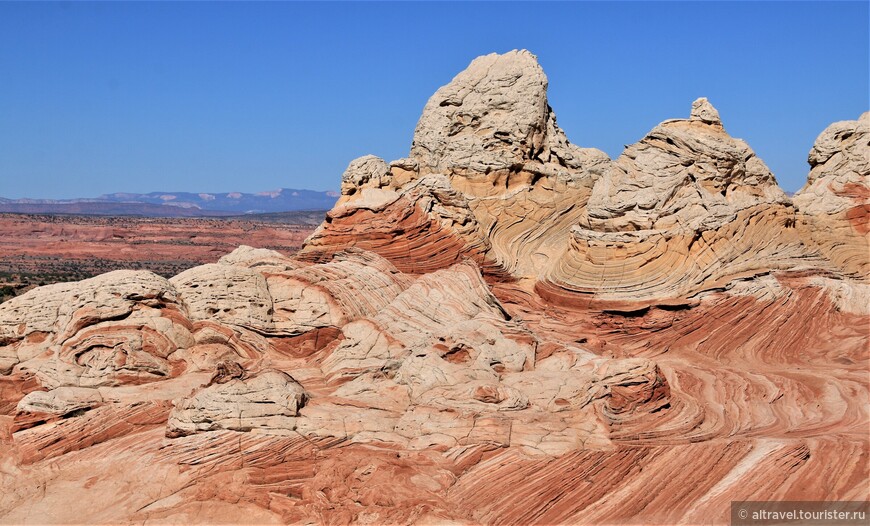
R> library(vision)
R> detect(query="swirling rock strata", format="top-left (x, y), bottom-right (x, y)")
top-left (302, 174), bottom-right (500, 275)
top-left (0, 246), bottom-right (677, 523)
top-left (11, 386), bottom-right (103, 432)
top-left (303, 51), bottom-right (863, 308)
top-left (585, 97), bottom-right (788, 231)
top-left (0, 50), bottom-right (866, 525)
top-left (541, 98), bottom-right (831, 305)
top-left (302, 50), bottom-right (610, 279)
top-left (263, 248), bottom-right (412, 334)
top-left (1, 271), bottom-right (194, 390)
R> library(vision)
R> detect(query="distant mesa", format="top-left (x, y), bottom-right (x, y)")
top-left (255, 189), bottom-right (284, 198)
top-left (0, 187), bottom-right (338, 217)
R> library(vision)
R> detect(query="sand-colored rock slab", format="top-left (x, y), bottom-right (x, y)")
top-left (170, 263), bottom-right (273, 330)
top-left (167, 369), bottom-right (307, 436)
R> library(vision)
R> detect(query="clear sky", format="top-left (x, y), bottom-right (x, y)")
top-left (0, 1), bottom-right (867, 199)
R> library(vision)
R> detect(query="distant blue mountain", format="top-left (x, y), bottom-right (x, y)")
top-left (0, 188), bottom-right (338, 216)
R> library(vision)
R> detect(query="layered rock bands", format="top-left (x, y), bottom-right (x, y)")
top-left (0, 50), bottom-right (866, 525)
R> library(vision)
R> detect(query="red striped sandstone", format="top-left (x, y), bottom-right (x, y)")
top-left (0, 50), bottom-right (866, 524)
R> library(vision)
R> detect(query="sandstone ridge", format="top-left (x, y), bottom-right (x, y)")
top-left (305, 50), bottom-right (867, 304)
top-left (0, 51), bottom-right (866, 525)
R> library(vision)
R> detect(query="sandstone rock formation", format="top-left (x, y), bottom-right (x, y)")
top-left (585, 96), bottom-right (788, 231)
top-left (793, 112), bottom-right (869, 277)
top-left (0, 50), bottom-right (866, 525)
top-left (167, 369), bottom-right (308, 437)
top-left (303, 51), bottom-right (859, 307)
top-left (410, 50), bottom-right (609, 178)
top-left (794, 111), bottom-right (869, 216)
top-left (303, 49), bottom-right (612, 279)
top-left (536, 96), bottom-right (821, 305)
top-left (0, 245), bottom-right (675, 523)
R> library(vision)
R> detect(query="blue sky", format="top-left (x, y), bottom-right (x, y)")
top-left (0, 1), bottom-right (867, 199)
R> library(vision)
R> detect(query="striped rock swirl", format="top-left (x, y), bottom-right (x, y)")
top-left (0, 50), bottom-right (867, 525)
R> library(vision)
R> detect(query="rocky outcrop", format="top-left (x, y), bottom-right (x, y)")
top-left (167, 369), bottom-right (308, 437)
top-left (170, 264), bottom-right (273, 330)
top-left (157, 255), bottom-right (670, 455)
top-left (0, 281), bottom-right (78, 374)
top-left (338, 155), bottom-right (392, 199)
top-left (411, 50), bottom-right (609, 178)
top-left (538, 99), bottom-right (854, 305)
top-left (312, 259), bottom-right (667, 455)
top-left (12, 386), bottom-right (103, 432)
top-left (793, 112), bottom-right (869, 278)
top-left (794, 112), bottom-right (869, 216)
top-left (303, 50), bottom-right (611, 279)
top-left (0, 245), bottom-right (671, 451)
top-left (217, 244), bottom-right (304, 273)
top-left (585, 97), bottom-right (788, 232)
top-left (264, 248), bottom-right (411, 334)
top-left (303, 52), bottom-right (861, 307)
top-left (319, 261), bottom-right (516, 384)
top-left (0, 51), bottom-right (866, 525)
top-left (302, 172), bottom-right (498, 275)
top-left (0, 271), bottom-right (195, 389)
top-left (542, 203), bottom-right (813, 306)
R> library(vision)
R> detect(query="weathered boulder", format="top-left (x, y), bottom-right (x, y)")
top-left (339, 155), bottom-right (392, 198)
top-left (217, 245), bottom-right (303, 274)
top-left (411, 49), bottom-right (608, 177)
top-left (16, 386), bottom-right (103, 416)
top-left (12, 386), bottom-right (104, 432)
top-left (166, 369), bottom-right (307, 436)
top-left (171, 264), bottom-right (273, 330)
top-left (2, 271), bottom-right (194, 388)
